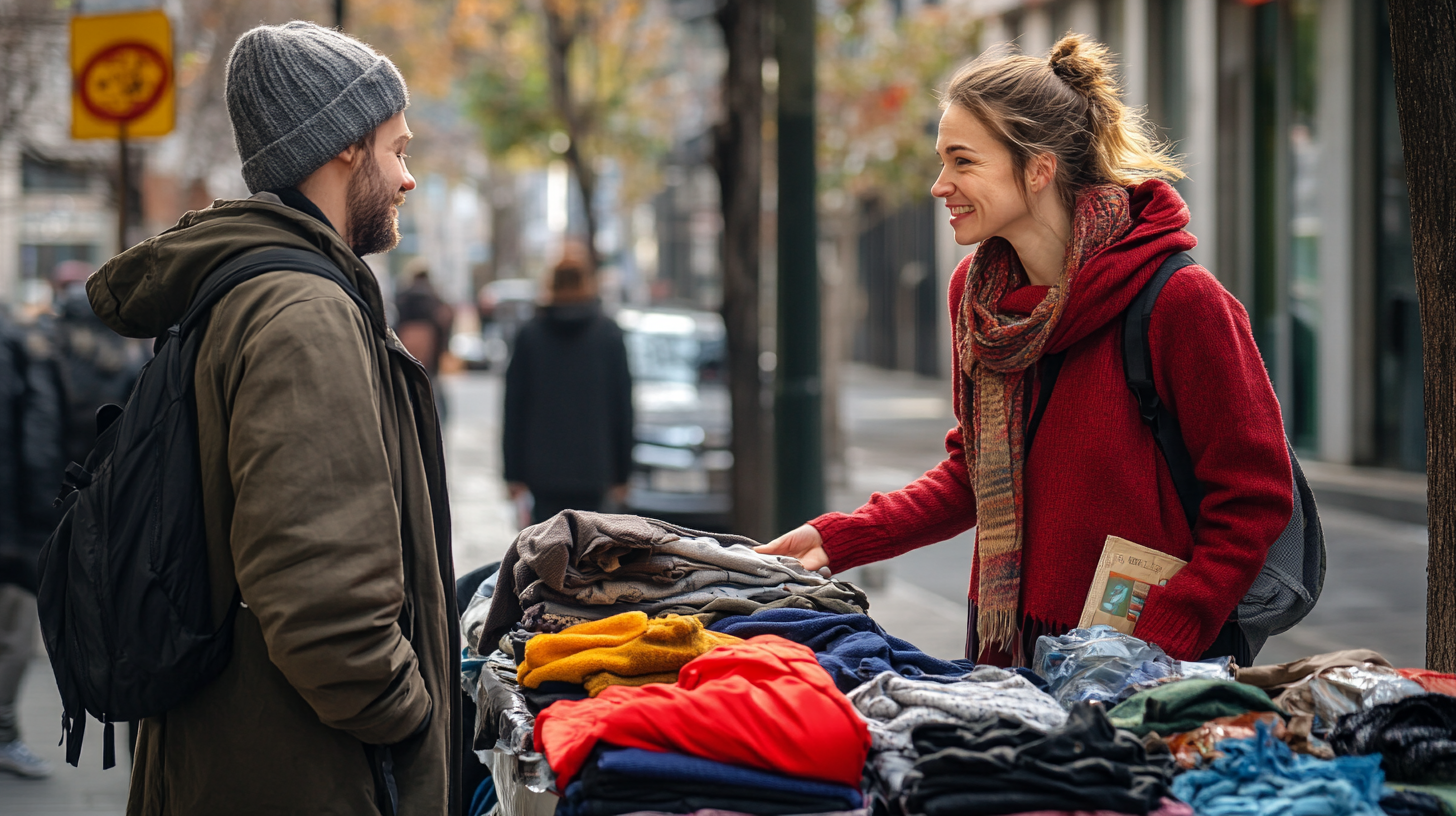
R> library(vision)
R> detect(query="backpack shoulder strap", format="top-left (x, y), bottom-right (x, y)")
top-left (178, 247), bottom-right (373, 339)
top-left (1123, 251), bottom-right (1202, 529)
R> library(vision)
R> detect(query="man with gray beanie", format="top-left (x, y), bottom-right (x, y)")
top-left (84, 21), bottom-right (458, 815)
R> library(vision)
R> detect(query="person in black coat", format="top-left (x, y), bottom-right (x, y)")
top-left (0, 305), bottom-right (64, 778)
top-left (503, 248), bottom-right (633, 525)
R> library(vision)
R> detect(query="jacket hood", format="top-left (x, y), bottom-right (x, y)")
top-left (87, 193), bottom-right (388, 339)
top-left (539, 300), bottom-right (603, 334)
top-left (996, 179), bottom-right (1198, 353)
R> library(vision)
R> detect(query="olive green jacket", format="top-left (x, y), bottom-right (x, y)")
top-left (89, 194), bottom-right (459, 815)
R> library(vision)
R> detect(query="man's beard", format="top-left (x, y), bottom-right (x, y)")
top-left (346, 150), bottom-right (405, 256)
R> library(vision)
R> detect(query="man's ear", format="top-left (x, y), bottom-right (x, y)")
top-left (335, 143), bottom-right (361, 169)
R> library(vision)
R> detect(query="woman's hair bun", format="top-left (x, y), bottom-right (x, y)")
top-left (1047, 33), bottom-right (1112, 98)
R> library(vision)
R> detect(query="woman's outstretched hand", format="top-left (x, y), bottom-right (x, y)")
top-left (755, 524), bottom-right (829, 573)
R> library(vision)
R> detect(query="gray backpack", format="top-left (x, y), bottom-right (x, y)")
top-left (1122, 252), bottom-right (1326, 657)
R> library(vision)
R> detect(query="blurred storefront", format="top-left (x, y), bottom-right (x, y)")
top-left (855, 0), bottom-right (1421, 473)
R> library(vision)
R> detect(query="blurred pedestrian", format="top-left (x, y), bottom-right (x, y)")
top-left (761, 35), bottom-right (1292, 668)
top-left (395, 260), bottom-right (454, 418)
top-left (82, 22), bottom-right (458, 814)
top-left (0, 305), bottom-right (64, 779)
top-left (503, 246), bottom-right (633, 524)
top-left (49, 260), bottom-right (147, 466)
top-left (395, 261), bottom-right (454, 376)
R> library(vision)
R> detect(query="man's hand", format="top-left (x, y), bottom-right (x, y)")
top-left (506, 482), bottom-right (529, 500)
top-left (755, 523), bottom-right (829, 572)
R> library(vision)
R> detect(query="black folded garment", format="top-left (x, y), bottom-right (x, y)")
top-left (1330, 693), bottom-right (1456, 783)
top-left (522, 680), bottom-right (589, 715)
top-left (904, 702), bottom-right (1174, 816)
top-left (1380, 789), bottom-right (1449, 816)
top-left (558, 747), bottom-right (855, 816)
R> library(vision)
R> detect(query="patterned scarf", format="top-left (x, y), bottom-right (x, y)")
top-left (955, 184), bottom-right (1132, 659)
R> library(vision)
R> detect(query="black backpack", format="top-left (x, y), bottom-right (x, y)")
top-left (1027, 252), bottom-right (1326, 659)
top-left (36, 247), bottom-right (370, 768)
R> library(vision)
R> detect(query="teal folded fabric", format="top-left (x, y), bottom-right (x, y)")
top-left (1108, 678), bottom-right (1284, 736)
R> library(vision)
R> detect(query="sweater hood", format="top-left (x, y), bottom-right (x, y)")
top-left (996, 179), bottom-right (1197, 353)
top-left (87, 193), bottom-right (388, 339)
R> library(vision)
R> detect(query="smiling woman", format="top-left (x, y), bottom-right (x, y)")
top-left (761, 34), bottom-right (1297, 671)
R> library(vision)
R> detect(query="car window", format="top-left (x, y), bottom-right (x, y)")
top-left (625, 331), bottom-right (700, 383)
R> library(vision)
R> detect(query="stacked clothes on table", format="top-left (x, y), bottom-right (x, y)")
top-left (847, 665), bottom-right (1065, 808)
top-left (1236, 649), bottom-right (1430, 756)
top-left (904, 702), bottom-right (1178, 816)
top-left (709, 608), bottom-right (978, 692)
top-left (537, 636), bottom-right (871, 816)
top-left (460, 511), bottom-right (1456, 816)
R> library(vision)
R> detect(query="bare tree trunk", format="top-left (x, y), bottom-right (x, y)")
top-left (543, 2), bottom-right (601, 267)
top-left (713, 0), bottom-right (769, 540)
top-left (1388, 0), bottom-right (1456, 672)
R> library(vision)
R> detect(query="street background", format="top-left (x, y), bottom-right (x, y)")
top-left (0, 0), bottom-right (1439, 810)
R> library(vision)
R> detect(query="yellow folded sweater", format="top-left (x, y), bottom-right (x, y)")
top-left (518, 611), bottom-right (741, 688)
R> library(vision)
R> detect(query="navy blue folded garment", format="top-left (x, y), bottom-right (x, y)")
top-left (710, 607), bottom-right (977, 693)
top-left (595, 747), bottom-right (864, 808)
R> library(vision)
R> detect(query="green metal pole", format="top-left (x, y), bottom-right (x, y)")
top-left (775, 0), bottom-right (824, 533)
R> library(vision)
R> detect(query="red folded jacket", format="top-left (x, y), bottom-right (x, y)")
top-left (534, 635), bottom-right (871, 789)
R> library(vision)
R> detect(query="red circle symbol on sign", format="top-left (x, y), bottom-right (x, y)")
top-left (77, 41), bottom-right (170, 123)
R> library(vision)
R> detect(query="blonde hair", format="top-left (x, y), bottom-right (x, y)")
top-left (941, 33), bottom-right (1184, 209)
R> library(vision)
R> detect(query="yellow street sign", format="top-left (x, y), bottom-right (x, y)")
top-left (71, 10), bottom-right (174, 139)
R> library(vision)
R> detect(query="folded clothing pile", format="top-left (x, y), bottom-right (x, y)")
top-left (480, 511), bottom-right (869, 651)
top-left (1171, 722), bottom-right (1387, 816)
top-left (710, 608), bottom-right (977, 692)
top-left (904, 702), bottom-right (1176, 816)
top-left (848, 666), bottom-right (1066, 806)
top-left (1033, 626), bottom-right (1231, 709)
top-left (535, 635), bottom-right (871, 793)
top-left (1107, 678), bottom-right (1284, 736)
top-left (1330, 694), bottom-right (1456, 784)
top-left (1234, 648), bottom-right (1425, 754)
top-left (518, 612), bottom-right (740, 696)
top-left (556, 747), bottom-right (865, 816)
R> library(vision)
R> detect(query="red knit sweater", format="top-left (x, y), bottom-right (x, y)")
top-left (812, 180), bottom-right (1293, 662)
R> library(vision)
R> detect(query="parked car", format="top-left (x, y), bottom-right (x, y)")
top-left (617, 307), bottom-right (731, 530)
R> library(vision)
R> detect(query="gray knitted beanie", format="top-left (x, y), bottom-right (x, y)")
top-left (225, 21), bottom-right (408, 194)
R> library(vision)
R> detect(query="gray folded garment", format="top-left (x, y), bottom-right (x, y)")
top-left (481, 510), bottom-right (836, 648)
top-left (849, 667), bottom-right (1066, 802)
top-left (520, 580), bottom-right (871, 632)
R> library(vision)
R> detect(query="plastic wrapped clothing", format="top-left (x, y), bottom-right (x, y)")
top-left (1171, 722), bottom-right (1387, 816)
top-left (1306, 665), bottom-right (1428, 728)
top-left (1106, 678), bottom-right (1284, 736)
top-left (481, 511), bottom-right (864, 647)
top-left (1032, 626), bottom-right (1231, 709)
top-left (1330, 694), bottom-right (1456, 784)
top-left (516, 612), bottom-right (740, 690)
top-left (1234, 649), bottom-right (1397, 753)
top-left (904, 702), bottom-right (1176, 816)
top-left (848, 666), bottom-right (1066, 803)
top-left (709, 608), bottom-right (976, 692)
top-left (534, 635), bottom-right (870, 790)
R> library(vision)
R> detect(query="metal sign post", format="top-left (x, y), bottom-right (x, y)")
top-left (70, 9), bottom-right (174, 251)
